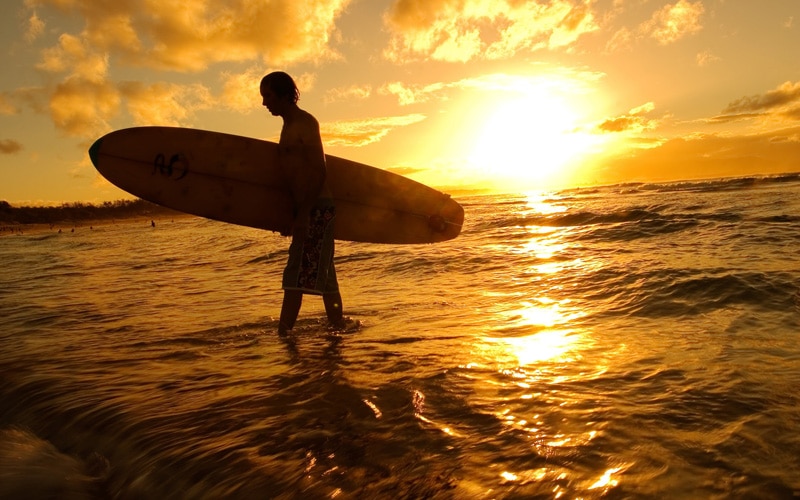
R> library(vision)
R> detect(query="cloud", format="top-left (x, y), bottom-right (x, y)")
top-left (119, 81), bottom-right (213, 126)
top-left (381, 71), bottom-right (604, 106)
top-left (324, 84), bottom-right (372, 104)
top-left (9, 87), bottom-right (49, 115)
top-left (385, 166), bottom-right (424, 176)
top-left (783, 106), bottom-right (800, 121)
top-left (383, 0), bottom-right (598, 62)
top-left (641, 0), bottom-right (704, 45)
top-left (606, 0), bottom-right (704, 52)
top-left (29, 0), bottom-right (351, 72)
top-left (49, 77), bottom-right (120, 137)
top-left (604, 26), bottom-right (633, 53)
top-left (2, 83), bottom-right (118, 139)
top-left (0, 139), bottom-right (24, 154)
top-left (696, 49), bottom-right (720, 67)
top-left (322, 114), bottom-right (427, 147)
top-left (596, 102), bottom-right (659, 134)
top-left (722, 81), bottom-right (800, 114)
top-left (32, 30), bottom-right (120, 137)
top-left (0, 93), bottom-right (20, 115)
top-left (708, 81), bottom-right (800, 125)
top-left (19, 1), bottom-right (334, 137)
top-left (379, 81), bottom-right (447, 105)
top-left (220, 67), bottom-right (266, 114)
top-left (37, 33), bottom-right (109, 82)
top-left (25, 10), bottom-right (45, 42)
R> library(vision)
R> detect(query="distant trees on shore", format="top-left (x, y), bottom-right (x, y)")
top-left (0, 199), bottom-right (180, 225)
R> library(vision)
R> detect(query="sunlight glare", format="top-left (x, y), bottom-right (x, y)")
top-left (589, 467), bottom-right (621, 489)
top-left (467, 82), bottom-right (600, 189)
top-left (524, 192), bottom-right (569, 215)
top-left (500, 329), bottom-right (580, 365)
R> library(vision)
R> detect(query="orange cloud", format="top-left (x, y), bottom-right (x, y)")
top-left (642, 0), bottom-right (704, 45)
top-left (379, 81), bottom-right (447, 105)
top-left (37, 33), bottom-right (110, 82)
top-left (25, 10), bottom-right (45, 42)
top-left (606, 0), bottom-right (704, 52)
top-left (27, 0), bottom-right (342, 137)
top-left (696, 49), bottom-right (721, 67)
top-left (28, 0), bottom-right (351, 72)
top-left (383, 0), bottom-right (598, 62)
top-left (723, 81), bottom-right (800, 114)
top-left (219, 67), bottom-right (266, 114)
top-left (710, 81), bottom-right (800, 124)
top-left (324, 84), bottom-right (373, 104)
top-left (50, 78), bottom-right (120, 137)
top-left (381, 71), bottom-right (603, 107)
top-left (322, 114), bottom-right (426, 147)
top-left (596, 102), bottom-right (659, 134)
top-left (118, 81), bottom-right (213, 126)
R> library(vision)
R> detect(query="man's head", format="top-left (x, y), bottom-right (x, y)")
top-left (261, 71), bottom-right (299, 104)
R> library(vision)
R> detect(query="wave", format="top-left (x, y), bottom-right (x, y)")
top-left (597, 270), bottom-right (799, 318)
top-left (607, 172), bottom-right (800, 196)
top-left (551, 173), bottom-right (800, 201)
top-left (483, 209), bottom-right (745, 241)
top-left (0, 426), bottom-right (108, 499)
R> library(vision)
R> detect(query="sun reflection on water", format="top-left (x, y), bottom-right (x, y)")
top-left (491, 329), bottom-right (581, 365)
top-left (523, 192), bottom-right (568, 216)
top-left (466, 193), bottom-right (626, 496)
top-left (589, 467), bottom-right (622, 489)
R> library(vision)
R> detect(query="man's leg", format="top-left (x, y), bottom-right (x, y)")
top-left (323, 292), bottom-right (344, 328)
top-left (279, 290), bottom-right (303, 334)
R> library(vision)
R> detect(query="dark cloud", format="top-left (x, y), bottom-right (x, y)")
top-left (597, 116), bottom-right (640, 133)
top-left (0, 139), bottom-right (23, 154)
top-left (723, 81), bottom-right (800, 114)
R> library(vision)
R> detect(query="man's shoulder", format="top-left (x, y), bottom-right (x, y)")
top-left (297, 108), bottom-right (320, 129)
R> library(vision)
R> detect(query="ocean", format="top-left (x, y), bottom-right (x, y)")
top-left (1, 174), bottom-right (799, 499)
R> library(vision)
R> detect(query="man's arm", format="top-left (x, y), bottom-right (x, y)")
top-left (282, 113), bottom-right (327, 230)
top-left (293, 117), bottom-right (326, 212)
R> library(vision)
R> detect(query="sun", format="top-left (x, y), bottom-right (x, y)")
top-left (467, 82), bottom-right (601, 190)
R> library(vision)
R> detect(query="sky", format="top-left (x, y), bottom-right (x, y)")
top-left (1, 0), bottom-right (799, 204)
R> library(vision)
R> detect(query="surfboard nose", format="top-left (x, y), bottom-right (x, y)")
top-left (88, 137), bottom-right (103, 167)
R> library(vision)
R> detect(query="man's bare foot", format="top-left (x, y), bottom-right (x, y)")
top-left (328, 317), bottom-right (361, 333)
top-left (278, 321), bottom-right (293, 336)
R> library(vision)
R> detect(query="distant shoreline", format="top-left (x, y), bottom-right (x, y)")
top-left (0, 215), bottom-right (192, 237)
top-left (0, 199), bottom-right (185, 236)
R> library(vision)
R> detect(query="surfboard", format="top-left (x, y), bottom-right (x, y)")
top-left (88, 127), bottom-right (464, 244)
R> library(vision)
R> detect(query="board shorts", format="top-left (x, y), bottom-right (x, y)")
top-left (282, 199), bottom-right (339, 295)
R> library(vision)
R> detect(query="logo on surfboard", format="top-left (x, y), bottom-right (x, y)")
top-left (153, 153), bottom-right (189, 180)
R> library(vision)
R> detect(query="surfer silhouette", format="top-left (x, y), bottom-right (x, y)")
top-left (260, 71), bottom-right (346, 335)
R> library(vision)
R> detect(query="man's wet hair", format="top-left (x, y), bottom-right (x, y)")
top-left (261, 71), bottom-right (300, 104)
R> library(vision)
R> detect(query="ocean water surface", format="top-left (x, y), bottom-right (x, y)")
top-left (2, 174), bottom-right (800, 499)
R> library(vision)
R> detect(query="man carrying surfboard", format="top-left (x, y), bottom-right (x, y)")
top-left (260, 71), bottom-right (347, 335)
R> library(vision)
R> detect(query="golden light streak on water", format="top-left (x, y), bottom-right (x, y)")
top-left (491, 329), bottom-right (582, 366)
top-left (589, 467), bottom-right (622, 489)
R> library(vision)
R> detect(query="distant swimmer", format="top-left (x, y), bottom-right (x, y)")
top-left (260, 71), bottom-right (348, 335)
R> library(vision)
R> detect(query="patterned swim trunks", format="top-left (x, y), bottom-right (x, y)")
top-left (282, 199), bottom-right (339, 295)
